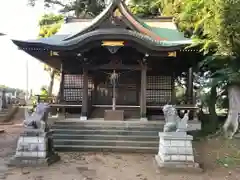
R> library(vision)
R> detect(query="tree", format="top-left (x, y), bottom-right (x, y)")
top-left (129, 0), bottom-right (160, 17)
top-left (175, 0), bottom-right (240, 136)
top-left (130, 0), bottom-right (240, 135)
top-left (38, 14), bottom-right (64, 96)
top-left (29, 0), bottom-right (106, 17)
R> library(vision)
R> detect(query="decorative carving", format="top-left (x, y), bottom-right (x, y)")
top-left (113, 8), bottom-right (122, 18)
top-left (106, 46), bottom-right (121, 54)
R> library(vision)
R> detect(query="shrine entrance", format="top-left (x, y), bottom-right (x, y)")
top-left (90, 69), bottom-right (141, 119)
top-left (93, 70), bottom-right (139, 106)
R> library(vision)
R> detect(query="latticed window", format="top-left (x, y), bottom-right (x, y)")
top-left (147, 76), bottom-right (172, 105)
top-left (63, 74), bottom-right (93, 102)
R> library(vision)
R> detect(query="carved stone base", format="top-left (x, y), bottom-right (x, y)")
top-left (104, 110), bottom-right (124, 121)
top-left (8, 129), bottom-right (60, 167)
top-left (155, 132), bottom-right (201, 171)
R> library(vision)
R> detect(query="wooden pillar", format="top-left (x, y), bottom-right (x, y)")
top-left (171, 73), bottom-right (176, 104)
top-left (140, 65), bottom-right (147, 121)
top-left (57, 62), bottom-right (66, 118)
top-left (93, 79), bottom-right (98, 105)
top-left (136, 75), bottom-right (140, 106)
top-left (59, 63), bottom-right (64, 103)
top-left (81, 69), bottom-right (88, 120)
top-left (186, 67), bottom-right (194, 104)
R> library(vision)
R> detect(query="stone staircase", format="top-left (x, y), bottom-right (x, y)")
top-left (51, 121), bottom-right (163, 153)
top-left (0, 106), bottom-right (19, 123)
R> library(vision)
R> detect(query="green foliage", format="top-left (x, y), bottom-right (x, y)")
top-left (38, 23), bottom-right (62, 38)
top-left (38, 14), bottom-right (63, 95)
top-left (129, 0), bottom-right (178, 16)
top-left (29, 0), bottom-right (106, 17)
top-left (38, 13), bottom-right (63, 77)
top-left (129, 0), bottom-right (160, 17)
top-left (215, 140), bottom-right (240, 167)
top-left (38, 13), bottom-right (63, 37)
top-left (39, 14), bottom-right (64, 26)
top-left (0, 85), bottom-right (24, 95)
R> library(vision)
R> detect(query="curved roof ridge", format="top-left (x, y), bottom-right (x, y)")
top-left (64, 0), bottom-right (116, 41)
top-left (118, 2), bottom-right (167, 41)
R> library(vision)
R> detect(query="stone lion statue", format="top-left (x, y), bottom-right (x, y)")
top-left (162, 104), bottom-right (189, 132)
top-left (23, 102), bottom-right (49, 130)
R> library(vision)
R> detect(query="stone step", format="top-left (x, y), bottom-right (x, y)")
top-left (53, 139), bottom-right (158, 147)
top-left (54, 121), bottom-right (165, 127)
top-left (52, 134), bottom-right (159, 141)
top-left (0, 106), bottom-right (19, 122)
top-left (0, 109), bottom-right (9, 113)
top-left (53, 145), bottom-right (158, 153)
top-left (52, 129), bottom-right (158, 136)
top-left (51, 124), bottom-right (163, 131)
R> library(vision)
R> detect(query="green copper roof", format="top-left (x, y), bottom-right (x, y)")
top-left (11, 0), bottom-right (192, 51)
top-left (138, 19), bottom-right (188, 41)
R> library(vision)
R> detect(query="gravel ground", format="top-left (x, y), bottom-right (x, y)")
top-left (1, 114), bottom-right (240, 180)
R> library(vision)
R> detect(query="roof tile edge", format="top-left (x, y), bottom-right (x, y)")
top-left (65, 16), bottom-right (173, 23)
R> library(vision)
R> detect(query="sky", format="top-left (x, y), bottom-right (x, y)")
top-left (0, 0), bottom-right (59, 94)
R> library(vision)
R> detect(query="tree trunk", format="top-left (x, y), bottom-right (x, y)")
top-left (204, 86), bottom-right (218, 133)
top-left (56, 83), bottom-right (61, 103)
top-left (223, 85), bottom-right (240, 138)
top-left (48, 69), bottom-right (55, 96)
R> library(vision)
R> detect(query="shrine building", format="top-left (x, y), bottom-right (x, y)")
top-left (12, 0), bottom-right (200, 121)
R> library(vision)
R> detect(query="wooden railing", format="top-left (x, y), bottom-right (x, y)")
top-left (35, 95), bottom-right (58, 104)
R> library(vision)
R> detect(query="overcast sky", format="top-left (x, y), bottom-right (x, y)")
top-left (0, 0), bottom-right (59, 94)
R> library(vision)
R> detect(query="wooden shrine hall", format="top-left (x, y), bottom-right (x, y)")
top-left (12, 0), bottom-right (200, 121)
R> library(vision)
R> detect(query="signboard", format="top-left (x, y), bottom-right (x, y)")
top-left (101, 41), bottom-right (124, 47)
top-left (50, 51), bottom-right (59, 56)
top-left (168, 51), bottom-right (177, 57)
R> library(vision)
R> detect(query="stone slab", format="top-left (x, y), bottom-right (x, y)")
top-left (155, 155), bottom-right (202, 172)
top-left (104, 110), bottom-right (124, 121)
top-left (159, 132), bottom-right (193, 141)
top-left (7, 153), bottom-right (60, 167)
top-left (0, 122), bottom-right (13, 125)
top-left (80, 116), bottom-right (87, 121)
top-left (159, 146), bottom-right (193, 155)
top-left (20, 129), bottom-right (53, 137)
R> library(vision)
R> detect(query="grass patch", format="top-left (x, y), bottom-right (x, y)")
top-left (214, 139), bottom-right (240, 168)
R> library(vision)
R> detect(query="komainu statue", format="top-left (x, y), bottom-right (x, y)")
top-left (23, 102), bottom-right (49, 130)
top-left (162, 104), bottom-right (189, 132)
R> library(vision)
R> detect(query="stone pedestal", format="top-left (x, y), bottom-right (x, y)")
top-left (80, 116), bottom-right (87, 121)
top-left (104, 110), bottom-right (124, 121)
top-left (8, 129), bottom-right (60, 167)
top-left (155, 132), bottom-right (200, 169)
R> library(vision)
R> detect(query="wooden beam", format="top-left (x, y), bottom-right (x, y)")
top-left (89, 64), bottom-right (151, 70)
